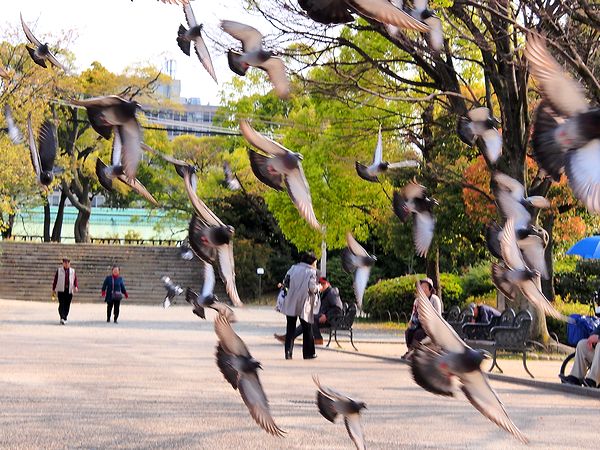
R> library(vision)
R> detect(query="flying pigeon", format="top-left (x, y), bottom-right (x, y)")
top-left (214, 314), bottom-right (285, 437)
top-left (20, 13), bottom-right (66, 71)
top-left (176, 2), bottom-right (217, 82)
top-left (4, 104), bottom-right (23, 144)
top-left (393, 181), bottom-right (437, 257)
top-left (484, 221), bottom-right (503, 260)
top-left (221, 21), bottom-right (290, 99)
top-left (525, 33), bottom-right (600, 214)
top-left (71, 96), bottom-right (142, 180)
top-left (355, 126), bottom-right (420, 182)
top-left (457, 107), bottom-right (502, 164)
top-left (411, 282), bottom-right (528, 443)
top-left (185, 266), bottom-right (237, 322)
top-left (341, 232), bottom-right (376, 310)
top-left (179, 237), bottom-right (194, 260)
top-left (386, 0), bottom-right (442, 51)
top-left (313, 375), bottom-right (367, 450)
top-left (499, 218), bottom-right (569, 322)
top-left (187, 210), bottom-right (243, 308)
top-left (299, 0), bottom-right (429, 32)
top-left (161, 276), bottom-right (183, 308)
top-left (223, 161), bottom-right (241, 191)
top-left (95, 132), bottom-right (159, 206)
top-left (490, 262), bottom-right (522, 302)
top-left (27, 115), bottom-right (57, 187)
top-left (240, 120), bottom-right (321, 231)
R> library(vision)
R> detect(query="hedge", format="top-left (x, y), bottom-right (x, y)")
top-left (554, 259), bottom-right (600, 303)
top-left (363, 273), bottom-right (464, 320)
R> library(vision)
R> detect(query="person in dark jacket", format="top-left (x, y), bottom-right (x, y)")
top-left (470, 303), bottom-right (501, 324)
top-left (274, 277), bottom-right (343, 345)
top-left (101, 266), bottom-right (128, 324)
top-left (52, 257), bottom-right (78, 325)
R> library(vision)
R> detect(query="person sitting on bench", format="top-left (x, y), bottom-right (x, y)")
top-left (469, 303), bottom-right (501, 324)
top-left (561, 323), bottom-right (600, 388)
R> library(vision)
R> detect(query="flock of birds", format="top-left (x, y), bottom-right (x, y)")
top-left (1, 0), bottom-right (600, 448)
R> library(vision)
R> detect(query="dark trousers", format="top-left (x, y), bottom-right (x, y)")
top-left (57, 292), bottom-right (73, 320)
top-left (285, 315), bottom-right (315, 359)
top-left (292, 315), bottom-right (326, 340)
top-left (107, 301), bottom-right (121, 322)
top-left (405, 325), bottom-right (427, 350)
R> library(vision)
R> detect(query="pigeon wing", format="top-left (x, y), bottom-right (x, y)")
top-left (349, 0), bottom-right (430, 31)
top-left (248, 149), bottom-right (284, 191)
top-left (220, 21), bottom-right (264, 53)
top-left (518, 235), bottom-right (549, 279)
top-left (344, 414), bottom-right (366, 450)
top-left (499, 219), bottom-right (527, 271)
top-left (20, 14), bottom-right (42, 47)
top-left (183, 171), bottom-right (224, 226)
top-left (111, 128), bottom-right (122, 166)
top-left (95, 158), bottom-right (114, 191)
top-left (238, 373), bottom-right (286, 437)
top-left (519, 280), bottom-right (569, 322)
top-left (240, 120), bottom-right (289, 157)
top-left (565, 140), bottom-right (600, 215)
top-left (481, 128), bottom-right (502, 164)
top-left (116, 176), bottom-right (160, 206)
top-left (217, 245), bottom-right (244, 307)
top-left (495, 190), bottom-right (531, 231)
top-left (213, 313), bottom-right (251, 357)
top-left (392, 191), bottom-right (411, 222)
top-left (346, 232), bottom-right (370, 257)
top-left (194, 35), bottom-right (218, 83)
top-left (353, 266), bottom-right (371, 310)
top-left (411, 343), bottom-right (457, 396)
top-left (413, 211), bottom-right (435, 258)
top-left (182, 2), bottom-right (197, 27)
top-left (284, 167), bottom-right (321, 230)
top-left (188, 215), bottom-right (218, 264)
top-left (494, 172), bottom-right (525, 200)
top-left (415, 282), bottom-right (466, 353)
top-left (524, 33), bottom-right (588, 117)
top-left (215, 344), bottom-right (240, 389)
top-left (460, 371), bottom-right (528, 444)
top-left (491, 263), bottom-right (520, 300)
top-left (341, 248), bottom-right (359, 273)
top-left (26, 115), bottom-right (41, 179)
top-left (257, 57), bottom-right (290, 99)
top-left (316, 390), bottom-right (339, 423)
top-left (116, 119), bottom-right (142, 181)
top-left (201, 261), bottom-right (216, 298)
top-left (37, 120), bottom-right (57, 173)
top-left (372, 126), bottom-right (383, 165)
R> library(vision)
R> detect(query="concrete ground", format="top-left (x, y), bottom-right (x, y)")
top-left (0, 299), bottom-right (597, 449)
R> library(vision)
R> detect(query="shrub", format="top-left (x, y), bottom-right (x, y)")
top-left (554, 259), bottom-right (600, 303)
top-left (461, 263), bottom-right (494, 298)
top-left (363, 273), bottom-right (466, 320)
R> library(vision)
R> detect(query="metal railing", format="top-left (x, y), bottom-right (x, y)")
top-left (6, 235), bottom-right (183, 246)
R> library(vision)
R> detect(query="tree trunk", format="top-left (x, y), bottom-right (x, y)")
top-left (1, 213), bottom-right (15, 239)
top-left (426, 246), bottom-right (441, 303)
top-left (43, 200), bottom-right (51, 242)
top-left (51, 190), bottom-right (68, 242)
top-left (74, 208), bottom-right (91, 243)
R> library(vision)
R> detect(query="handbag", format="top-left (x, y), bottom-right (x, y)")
top-left (111, 277), bottom-right (123, 302)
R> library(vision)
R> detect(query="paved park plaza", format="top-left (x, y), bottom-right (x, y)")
top-left (0, 299), bottom-right (597, 449)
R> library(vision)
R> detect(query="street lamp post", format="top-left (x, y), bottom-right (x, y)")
top-left (256, 267), bottom-right (264, 299)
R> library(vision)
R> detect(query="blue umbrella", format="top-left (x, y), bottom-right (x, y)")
top-left (566, 236), bottom-right (600, 259)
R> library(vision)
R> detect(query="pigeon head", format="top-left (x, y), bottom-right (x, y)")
top-left (379, 162), bottom-right (390, 171)
top-left (460, 348), bottom-right (487, 372)
top-left (40, 171), bottom-right (54, 186)
top-left (213, 226), bottom-right (234, 245)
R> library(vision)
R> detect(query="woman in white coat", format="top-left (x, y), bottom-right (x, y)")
top-left (280, 253), bottom-right (319, 360)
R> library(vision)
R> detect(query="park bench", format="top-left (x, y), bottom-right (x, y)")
top-left (323, 302), bottom-right (358, 351)
top-left (445, 306), bottom-right (474, 339)
top-left (464, 310), bottom-right (534, 378)
top-left (462, 308), bottom-right (515, 341)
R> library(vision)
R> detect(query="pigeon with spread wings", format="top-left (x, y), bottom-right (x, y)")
top-left (4, 104), bottom-right (23, 145)
top-left (27, 115), bottom-right (57, 187)
top-left (355, 125), bottom-right (419, 182)
top-left (313, 375), bottom-right (367, 450)
top-left (457, 107), bottom-right (502, 164)
top-left (412, 282), bottom-right (528, 443)
top-left (176, 1), bottom-right (217, 82)
top-left (71, 96), bottom-right (142, 180)
top-left (240, 120), bottom-right (321, 231)
top-left (393, 181), bottom-right (437, 257)
top-left (525, 33), bottom-right (600, 214)
top-left (341, 232), bottom-right (376, 310)
top-left (20, 13), bottom-right (66, 71)
top-left (160, 276), bottom-right (183, 309)
top-left (214, 314), bottom-right (285, 437)
top-left (221, 21), bottom-right (290, 99)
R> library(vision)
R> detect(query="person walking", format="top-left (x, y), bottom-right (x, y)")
top-left (52, 257), bottom-right (78, 325)
top-left (279, 253), bottom-right (319, 360)
top-left (102, 266), bottom-right (128, 324)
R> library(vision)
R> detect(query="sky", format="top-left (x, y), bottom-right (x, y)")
top-left (2, 0), bottom-right (269, 105)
